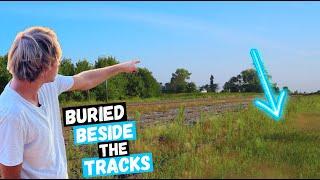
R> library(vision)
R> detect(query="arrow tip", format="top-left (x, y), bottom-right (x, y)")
top-left (254, 89), bottom-right (288, 121)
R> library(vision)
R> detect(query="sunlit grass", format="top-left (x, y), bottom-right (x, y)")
top-left (65, 95), bottom-right (320, 178)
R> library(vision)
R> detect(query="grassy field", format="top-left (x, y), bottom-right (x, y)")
top-left (64, 93), bottom-right (320, 178)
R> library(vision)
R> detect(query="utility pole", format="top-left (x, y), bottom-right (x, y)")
top-left (105, 80), bottom-right (108, 102)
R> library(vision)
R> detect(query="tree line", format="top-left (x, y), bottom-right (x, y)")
top-left (0, 54), bottom-right (308, 102)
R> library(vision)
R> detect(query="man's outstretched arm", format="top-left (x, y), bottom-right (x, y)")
top-left (69, 60), bottom-right (140, 91)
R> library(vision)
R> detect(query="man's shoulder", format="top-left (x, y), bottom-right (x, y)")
top-left (0, 100), bottom-right (23, 117)
top-left (0, 89), bottom-right (24, 123)
top-left (39, 74), bottom-right (62, 94)
top-left (42, 74), bottom-right (74, 95)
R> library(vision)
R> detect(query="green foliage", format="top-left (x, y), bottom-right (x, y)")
top-left (75, 59), bottom-right (92, 74)
top-left (135, 68), bottom-right (161, 98)
top-left (107, 74), bottom-right (128, 100)
top-left (186, 82), bottom-right (197, 93)
top-left (200, 74), bottom-right (218, 92)
top-left (164, 68), bottom-right (197, 93)
top-left (71, 91), bottom-right (85, 101)
top-left (0, 55), bottom-right (11, 92)
top-left (170, 68), bottom-right (191, 93)
top-left (88, 56), bottom-right (161, 101)
top-left (0, 54), bottom-right (296, 101)
top-left (59, 56), bottom-right (159, 102)
top-left (74, 59), bottom-right (93, 100)
top-left (92, 56), bottom-right (119, 101)
top-left (126, 73), bottom-right (144, 97)
top-left (223, 76), bottom-right (241, 92)
top-left (223, 69), bottom-right (262, 92)
top-left (94, 56), bottom-right (118, 68)
top-left (59, 58), bottom-right (75, 76)
top-left (123, 68), bottom-right (161, 98)
top-left (223, 69), bottom-right (283, 93)
top-left (209, 75), bottom-right (218, 92)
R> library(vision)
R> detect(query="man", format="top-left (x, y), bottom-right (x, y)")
top-left (0, 26), bottom-right (140, 178)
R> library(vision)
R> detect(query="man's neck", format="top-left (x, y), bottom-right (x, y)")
top-left (10, 77), bottom-right (43, 107)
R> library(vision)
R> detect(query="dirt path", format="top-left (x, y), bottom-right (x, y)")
top-left (127, 98), bottom-right (252, 127)
top-left (63, 97), bottom-right (253, 142)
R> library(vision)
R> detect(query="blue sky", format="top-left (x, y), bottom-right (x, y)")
top-left (0, 2), bottom-right (319, 92)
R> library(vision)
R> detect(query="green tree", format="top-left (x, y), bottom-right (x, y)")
top-left (140, 68), bottom-right (161, 97)
top-left (168, 68), bottom-right (192, 93)
top-left (106, 74), bottom-right (128, 100)
top-left (100, 57), bottom-right (129, 100)
top-left (91, 56), bottom-right (129, 101)
top-left (75, 59), bottom-right (93, 100)
top-left (58, 58), bottom-right (76, 102)
top-left (92, 56), bottom-right (119, 101)
top-left (0, 55), bottom-right (11, 93)
top-left (209, 75), bottom-right (218, 92)
top-left (132, 68), bottom-right (161, 98)
top-left (201, 75), bottom-right (218, 92)
top-left (186, 82), bottom-right (197, 93)
top-left (240, 69), bottom-right (261, 92)
top-left (125, 73), bottom-right (144, 97)
top-left (59, 58), bottom-right (75, 76)
top-left (223, 76), bottom-right (241, 92)
top-left (223, 68), bottom-right (280, 93)
top-left (75, 59), bottom-right (92, 74)
top-left (162, 82), bottom-right (171, 93)
top-left (94, 56), bottom-right (118, 68)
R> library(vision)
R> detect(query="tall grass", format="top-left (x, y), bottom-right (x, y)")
top-left (129, 95), bottom-right (320, 178)
top-left (66, 95), bottom-right (320, 178)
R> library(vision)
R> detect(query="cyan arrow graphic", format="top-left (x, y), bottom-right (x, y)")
top-left (250, 49), bottom-right (288, 121)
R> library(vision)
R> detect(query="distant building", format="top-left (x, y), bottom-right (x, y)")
top-left (200, 89), bottom-right (207, 93)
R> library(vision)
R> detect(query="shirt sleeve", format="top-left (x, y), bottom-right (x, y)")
top-left (55, 74), bottom-right (74, 95)
top-left (0, 114), bottom-right (25, 166)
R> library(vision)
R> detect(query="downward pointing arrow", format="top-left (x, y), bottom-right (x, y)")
top-left (250, 49), bottom-right (288, 121)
